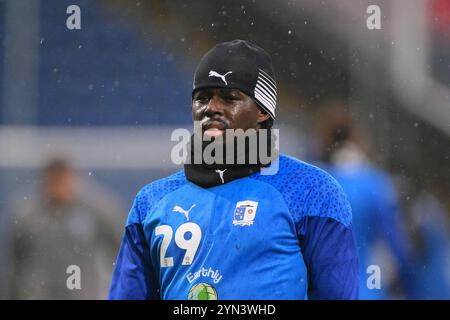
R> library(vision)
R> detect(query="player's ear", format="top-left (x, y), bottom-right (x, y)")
top-left (256, 109), bottom-right (270, 124)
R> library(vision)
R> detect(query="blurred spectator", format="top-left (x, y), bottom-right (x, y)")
top-left (410, 192), bottom-right (450, 299)
top-left (7, 157), bottom-right (123, 299)
top-left (396, 178), bottom-right (450, 299)
top-left (310, 99), bottom-right (418, 299)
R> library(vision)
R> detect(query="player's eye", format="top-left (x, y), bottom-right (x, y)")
top-left (222, 95), bottom-right (239, 102)
top-left (194, 95), bottom-right (209, 103)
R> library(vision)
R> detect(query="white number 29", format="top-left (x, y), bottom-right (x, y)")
top-left (155, 223), bottom-right (202, 267)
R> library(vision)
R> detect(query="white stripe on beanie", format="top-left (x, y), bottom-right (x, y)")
top-left (254, 69), bottom-right (277, 119)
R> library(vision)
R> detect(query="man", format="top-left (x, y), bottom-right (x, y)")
top-left (311, 100), bottom-right (417, 299)
top-left (109, 40), bottom-right (358, 300)
top-left (9, 158), bottom-right (122, 299)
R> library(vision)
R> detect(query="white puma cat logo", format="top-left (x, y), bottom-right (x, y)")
top-left (208, 70), bottom-right (232, 85)
top-left (215, 169), bottom-right (227, 184)
top-left (172, 204), bottom-right (196, 221)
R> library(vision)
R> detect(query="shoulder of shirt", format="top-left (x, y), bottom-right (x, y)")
top-left (251, 153), bottom-right (352, 226)
top-left (128, 170), bottom-right (187, 224)
top-left (252, 153), bottom-right (341, 190)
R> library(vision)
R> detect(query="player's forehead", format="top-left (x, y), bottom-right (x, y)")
top-left (193, 87), bottom-right (248, 97)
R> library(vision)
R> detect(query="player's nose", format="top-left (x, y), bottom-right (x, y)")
top-left (205, 95), bottom-right (225, 116)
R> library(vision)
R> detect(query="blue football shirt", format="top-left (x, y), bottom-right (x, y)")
top-left (109, 154), bottom-right (359, 300)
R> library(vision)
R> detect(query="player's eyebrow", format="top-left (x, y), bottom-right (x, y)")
top-left (217, 88), bottom-right (243, 97)
top-left (193, 89), bottom-right (211, 98)
top-left (194, 88), bottom-right (243, 98)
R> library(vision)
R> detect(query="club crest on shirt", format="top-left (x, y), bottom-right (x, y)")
top-left (232, 200), bottom-right (258, 226)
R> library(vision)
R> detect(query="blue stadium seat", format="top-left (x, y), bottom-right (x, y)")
top-left (38, 0), bottom-right (192, 126)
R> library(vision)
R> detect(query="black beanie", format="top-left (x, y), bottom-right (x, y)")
top-left (192, 39), bottom-right (277, 119)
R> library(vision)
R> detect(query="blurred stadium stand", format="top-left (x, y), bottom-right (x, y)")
top-left (29, 0), bottom-right (191, 125)
top-left (0, 1), bottom-right (3, 114)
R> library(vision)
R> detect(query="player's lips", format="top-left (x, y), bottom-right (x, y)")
top-left (203, 121), bottom-right (227, 137)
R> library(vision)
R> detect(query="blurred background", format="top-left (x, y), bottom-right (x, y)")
top-left (0, 0), bottom-right (449, 299)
